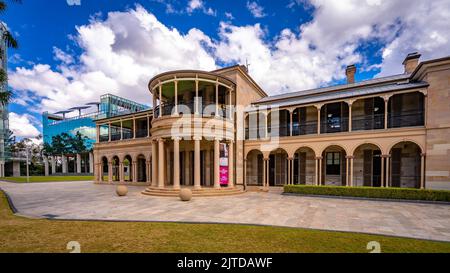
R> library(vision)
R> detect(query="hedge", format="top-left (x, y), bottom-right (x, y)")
top-left (283, 185), bottom-right (450, 202)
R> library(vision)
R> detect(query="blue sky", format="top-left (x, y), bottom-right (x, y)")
top-left (4, 0), bottom-right (450, 139)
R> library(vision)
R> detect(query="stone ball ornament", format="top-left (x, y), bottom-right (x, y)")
top-left (116, 185), bottom-right (128, 196)
top-left (179, 188), bottom-right (192, 201)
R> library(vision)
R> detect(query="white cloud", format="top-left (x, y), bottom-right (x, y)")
top-left (9, 5), bottom-right (216, 113)
top-left (9, 0), bottom-right (450, 114)
top-left (224, 12), bottom-right (234, 20)
top-left (246, 1), bottom-right (266, 18)
top-left (186, 0), bottom-right (216, 16)
top-left (9, 112), bottom-right (40, 138)
top-left (53, 47), bottom-right (74, 64)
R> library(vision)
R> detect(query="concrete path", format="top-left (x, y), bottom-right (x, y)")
top-left (1, 181), bottom-right (450, 242)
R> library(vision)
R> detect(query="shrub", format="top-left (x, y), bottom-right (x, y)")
top-left (283, 185), bottom-right (450, 202)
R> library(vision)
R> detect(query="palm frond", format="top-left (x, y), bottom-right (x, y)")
top-left (2, 30), bottom-right (18, 49)
top-left (0, 68), bottom-right (7, 84)
top-left (0, 90), bottom-right (12, 106)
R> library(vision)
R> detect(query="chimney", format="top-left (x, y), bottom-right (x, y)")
top-left (402, 52), bottom-right (421, 74)
top-left (346, 65), bottom-right (356, 84)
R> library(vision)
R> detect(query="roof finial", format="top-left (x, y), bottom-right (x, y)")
top-left (245, 58), bottom-right (250, 72)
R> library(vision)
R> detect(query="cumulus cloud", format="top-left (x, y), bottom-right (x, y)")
top-left (9, 5), bottom-right (216, 113)
top-left (9, 0), bottom-right (450, 115)
top-left (9, 112), bottom-right (41, 138)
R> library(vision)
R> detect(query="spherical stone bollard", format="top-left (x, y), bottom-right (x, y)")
top-left (116, 185), bottom-right (128, 197)
top-left (179, 188), bottom-right (192, 201)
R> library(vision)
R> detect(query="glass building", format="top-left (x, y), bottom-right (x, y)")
top-left (0, 22), bottom-right (10, 177)
top-left (42, 94), bottom-right (149, 175)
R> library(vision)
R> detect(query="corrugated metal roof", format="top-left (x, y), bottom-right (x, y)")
top-left (256, 73), bottom-right (411, 104)
top-left (253, 81), bottom-right (428, 109)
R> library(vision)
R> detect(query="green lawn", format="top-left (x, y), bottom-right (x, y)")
top-left (0, 191), bottom-right (449, 253)
top-left (0, 176), bottom-right (94, 183)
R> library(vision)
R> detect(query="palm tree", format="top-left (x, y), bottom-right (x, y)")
top-left (0, 0), bottom-right (21, 105)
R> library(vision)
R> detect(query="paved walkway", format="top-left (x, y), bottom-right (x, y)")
top-left (1, 181), bottom-right (450, 242)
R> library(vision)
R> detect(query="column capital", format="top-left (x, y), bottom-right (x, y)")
top-left (193, 136), bottom-right (202, 141)
top-left (345, 155), bottom-right (354, 159)
top-left (214, 137), bottom-right (222, 142)
top-left (382, 94), bottom-right (392, 102)
top-left (314, 104), bottom-right (323, 110)
top-left (288, 157), bottom-right (294, 160)
top-left (346, 99), bottom-right (355, 106)
top-left (315, 156), bottom-right (323, 160)
top-left (420, 153), bottom-right (426, 157)
top-left (381, 154), bottom-right (391, 158)
top-left (172, 136), bottom-right (181, 141)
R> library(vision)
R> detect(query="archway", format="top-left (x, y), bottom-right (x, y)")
top-left (321, 145), bottom-right (347, 186)
top-left (389, 141), bottom-right (421, 188)
top-left (353, 144), bottom-right (382, 187)
top-left (269, 148), bottom-right (288, 186)
top-left (123, 155), bottom-right (133, 182)
top-left (101, 156), bottom-right (108, 181)
top-left (245, 149), bottom-right (264, 186)
top-left (137, 155), bottom-right (147, 182)
top-left (293, 147), bottom-right (316, 185)
top-left (112, 156), bottom-right (120, 182)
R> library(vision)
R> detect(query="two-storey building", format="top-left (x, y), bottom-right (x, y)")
top-left (93, 52), bottom-right (450, 196)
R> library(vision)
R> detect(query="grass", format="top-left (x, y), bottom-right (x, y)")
top-left (0, 176), bottom-right (94, 183)
top-left (0, 191), bottom-right (449, 253)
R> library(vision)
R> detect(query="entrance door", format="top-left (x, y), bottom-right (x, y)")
top-left (269, 154), bottom-right (275, 186)
top-left (372, 150), bottom-right (382, 187)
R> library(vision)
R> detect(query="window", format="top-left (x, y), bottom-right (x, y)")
top-left (326, 152), bottom-right (341, 175)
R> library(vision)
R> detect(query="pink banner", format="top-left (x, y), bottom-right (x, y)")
top-left (220, 166), bottom-right (228, 185)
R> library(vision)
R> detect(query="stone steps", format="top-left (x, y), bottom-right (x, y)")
top-left (141, 186), bottom-right (245, 197)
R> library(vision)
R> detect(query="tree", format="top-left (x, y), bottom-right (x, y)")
top-left (71, 131), bottom-right (88, 154)
top-left (0, 0), bottom-right (21, 105)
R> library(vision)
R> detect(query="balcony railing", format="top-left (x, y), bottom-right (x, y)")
top-left (321, 117), bottom-right (349, 134)
top-left (292, 121), bottom-right (318, 136)
top-left (388, 110), bottom-right (424, 128)
top-left (154, 101), bottom-right (229, 119)
top-left (352, 114), bottom-right (384, 131)
top-left (99, 135), bottom-right (109, 142)
top-left (135, 128), bottom-right (148, 138)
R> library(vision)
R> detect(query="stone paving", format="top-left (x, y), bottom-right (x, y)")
top-left (1, 181), bottom-right (450, 242)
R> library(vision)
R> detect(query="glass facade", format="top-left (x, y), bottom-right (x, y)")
top-left (0, 23), bottom-right (9, 162)
top-left (43, 94), bottom-right (149, 149)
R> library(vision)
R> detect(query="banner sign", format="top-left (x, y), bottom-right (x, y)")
top-left (219, 143), bottom-right (229, 185)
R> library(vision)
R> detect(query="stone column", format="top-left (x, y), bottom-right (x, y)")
top-left (318, 156), bottom-right (323, 185)
top-left (420, 153), bottom-right (425, 189)
top-left (287, 157), bottom-right (291, 185)
top-left (76, 154), bottom-right (82, 174)
top-left (158, 139), bottom-right (165, 188)
top-left (266, 157), bottom-right (270, 187)
top-left (384, 97), bottom-right (389, 129)
top-left (214, 138), bottom-right (220, 189)
top-left (62, 155), bottom-right (68, 174)
top-left (108, 162), bottom-right (113, 182)
top-left (89, 152), bottom-right (94, 174)
top-left (315, 157), bottom-right (319, 186)
top-left (119, 162), bottom-right (124, 182)
top-left (12, 161), bottom-right (21, 177)
top-left (132, 161), bottom-right (137, 183)
top-left (262, 158), bottom-right (267, 187)
top-left (205, 148), bottom-right (211, 186)
top-left (151, 140), bottom-right (157, 187)
top-left (345, 156), bottom-right (350, 186)
top-left (194, 137), bottom-right (201, 189)
top-left (228, 141), bottom-right (234, 188)
top-left (44, 156), bottom-right (49, 176)
top-left (349, 156), bottom-right (354, 187)
top-left (51, 156), bottom-right (56, 174)
top-left (184, 150), bottom-right (191, 185)
top-left (173, 137), bottom-right (180, 189)
top-left (146, 159), bottom-right (151, 184)
top-left (289, 111), bottom-right (293, 136)
top-left (381, 155), bottom-right (385, 187)
top-left (317, 106), bottom-right (321, 134)
top-left (348, 102), bottom-right (353, 132)
top-left (386, 155), bottom-right (390, 188)
top-left (243, 158), bottom-right (247, 188)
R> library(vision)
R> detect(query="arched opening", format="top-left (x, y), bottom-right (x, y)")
top-left (293, 147), bottom-right (316, 185)
top-left (388, 92), bottom-right (424, 128)
top-left (292, 106), bottom-right (318, 136)
top-left (389, 141), bottom-right (421, 188)
top-left (269, 148), bottom-right (288, 186)
top-left (123, 155), bottom-right (133, 182)
top-left (321, 145), bottom-right (347, 186)
top-left (101, 156), bottom-right (108, 181)
top-left (321, 102), bottom-right (349, 133)
top-left (353, 144), bottom-right (382, 187)
top-left (137, 155), bottom-right (147, 182)
top-left (112, 156), bottom-right (120, 182)
top-left (268, 109), bottom-right (290, 137)
top-left (352, 97), bottom-right (385, 131)
top-left (246, 150), bottom-right (264, 186)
